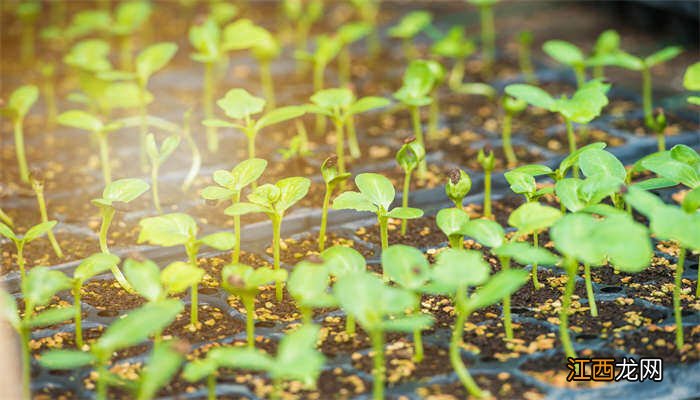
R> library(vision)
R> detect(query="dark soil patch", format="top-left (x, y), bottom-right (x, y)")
top-left (529, 127), bottom-right (626, 154)
top-left (357, 216), bottom-right (444, 249)
top-left (608, 324), bottom-right (700, 364)
top-left (1, 231), bottom-right (99, 275)
top-left (461, 321), bottom-right (558, 362)
top-left (415, 373), bottom-right (543, 399)
top-left (163, 304), bottom-right (244, 343)
top-left (227, 286), bottom-right (301, 325)
top-left (81, 280), bottom-right (146, 313)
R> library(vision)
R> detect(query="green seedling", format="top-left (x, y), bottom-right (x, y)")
top-left (501, 96), bottom-right (528, 166)
top-left (320, 245), bottom-right (367, 334)
top-left (425, 60), bottom-right (447, 139)
top-left (288, 258), bottom-right (336, 324)
top-left (319, 156), bottom-right (351, 252)
top-left (222, 263), bottom-right (287, 348)
top-left (591, 30), bottom-right (620, 79)
top-left (2, 85), bottom-right (38, 183)
top-left (684, 62), bottom-right (700, 105)
top-left (436, 208), bottom-right (469, 249)
top-left (543, 32), bottom-right (619, 86)
top-left (394, 60), bottom-right (435, 177)
top-left (296, 35), bottom-right (342, 133)
top-left (209, 1), bottom-right (238, 25)
top-left (431, 26), bottom-right (476, 89)
top-left (39, 299), bottom-right (183, 400)
top-left (201, 158), bottom-right (267, 262)
top-left (183, 324), bottom-right (324, 400)
top-left (648, 108), bottom-right (668, 151)
top-left (124, 258), bottom-right (204, 305)
top-left (0, 220), bottom-right (56, 279)
top-left (180, 109), bottom-right (201, 191)
top-left (225, 177), bottom-right (310, 301)
top-left (71, 253), bottom-right (121, 348)
top-left (625, 186), bottom-right (700, 350)
top-left (349, 0), bottom-right (381, 57)
top-left (2, 266), bottom-right (73, 399)
top-left (57, 110), bottom-right (125, 185)
top-left (396, 138), bottom-right (426, 235)
top-left (478, 148), bottom-right (495, 218)
top-left (16, 0), bottom-right (40, 64)
top-left (138, 212), bottom-right (235, 327)
top-left (467, 0), bottom-right (498, 77)
top-left (92, 178), bottom-right (149, 258)
top-left (132, 340), bottom-right (188, 400)
top-left (504, 164), bottom-right (554, 289)
top-left (517, 31), bottom-right (536, 84)
top-left (463, 203), bottom-right (560, 339)
top-left (109, 0), bottom-right (152, 70)
top-left (135, 42), bottom-right (178, 168)
top-left (306, 88), bottom-right (390, 168)
top-left (204, 88), bottom-right (305, 161)
top-left (388, 10), bottom-right (432, 58)
top-left (333, 173), bottom-right (423, 252)
top-left (334, 271), bottom-right (433, 400)
top-left (146, 133), bottom-right (181, 213)
top-left (638, 145), bottom-right (700, 192)
top-left (337, 22), bottom-right (372, 86)
top-left (551, 210), bottom-right (652, 359)
top-left (505, 80), bottom-right (610, 170)
top-left (427, 248), bottom-right (528, 397)
top-left (382, 245), bottom-right (432, 363)
top-left (598, 45), bottom-right (682, 128)
top-left (29, 170), bottom-right (63, 258)
top-left (282, 0), bottom-right (323, 62)
top-left (445, 168), bottom-right (472, 209)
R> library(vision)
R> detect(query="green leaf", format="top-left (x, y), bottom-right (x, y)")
top-left (382, 245), bottom-right (430, 290)
top-left (348, 96), bottom-right (390, 115)
top-left (202, 118), bottom-right (237, 128)
top-left (225, 202), bottom-right (270, 216)
top-left (594, 30), bottom-right (620, 56)
top-left (137, 341), bottom-right (185, 400)
top-left (683, 62), bottom-right (700, 91)
top-left (39, 350), bottom-right (95, 370)
top-left (182, 358), bottom-right (218, 382)
top-left (0, 222), bottom-right (17, 241)
top-left (332, 191), bottom-right (377, 213)
top-left (102, 82), bottom-right (146, 110)
top-left (23, 220), bottom-right (57, 242)
top-left (555, 80), bottom-right (610, 124)
top-left (386, 207), bottom-right (423, 219)
top-left (578, 175), bottom-right (623, 205)
top-left (504, 84), bottom-right (555, 110)
top-left (430, 249), bottom-right (490, 293)
top-left (96, 299), bottom-right (183, 353)
top-left (504, 171), bottom-right (536, 196)
top-left (594, 215), bottom-right (652, 272)
top-left (543, 40), bottom-right (584, 66)
top-left (201, 186), bottom-right (234, 200)
top-left (221, 19), bottom-right (261, 50)
top-left (462, 219), bottom-right (504, 248)
top-left (102, 178), bottom-right (149, 204)
top-left (396, 140), bottom-right (425, 172)
top-left (682, 187), bottom-right (700, 213)
top-left (321, 246), bottom-right (366, 277)
top-left (641, 151), bottom-right (700, 188)
top-left (256, 106), bottom-right (306, 131)
top-left (188, 18), bottom-right (220, 62)
top-left (217, 88), bottom-right (265, 120)
top-left (555, 179), bottom-right (585, 212)
top-left (230, 158), bottom-right (267, 191)
top-left (629, 178), bottom-right (678, 191)
top-left (136, 42), bottom-right (178, 84)
top-left (356, 173), bottom-right (395, 211)
top-left (274, 177), bottom-right (311, 214)
top-left (74, 253), bottom-right (120, 283)
top-left (23, 267), bottom-right (72, 307)
top-left (200, 232), bottom-right (236, 250)
top-left (432, 26), bottom-right (475, 59)
top-left (222, 264), bottom-right (287, 292)
top-left (138, 213), bottom-right (198, 247)
top-left (313, 35), bottom-right (342, 66)
top-left (211, 347), bottom-right (274, 372)
top-left (0, 290), bottom-right (19, 329)
top-left (558, 142), bottom-right (607, 177)
top-left (645, 205), bottom-right (700, 250)
top-left (310, 88), bottom-right (355, 110)
top-left (381, 314), bottom-right (433, 333)
top-left (321, 156), bottom-right (351, 186)
top-left (123, 258), bottom-right (163, 302)
top-left (113, 0), bottom-right (152, 34)
top-left (161, 261), bottom-right (204, 295)
top-left (579, 149), bottom-right (626, 181)
top-left (6, 85), bottom-right (39, 119)
top-left (493, 242), bottom-right (559, 266)
top-left (288, 262), bottom-right (335, 308)
top-left (28, 306), bottom-right (75, 328)
top-left (670, 144), bottom-right (700, 165)
top-left (464, 269), bottom-right (528, 312)
top-left (508, 202), bottom-right (562, 237)
top-left (644, 46), bottom-right (683, 68)
top-left (338, 21), bottom-right (372, 44)
top-left (58, 110), bottom-right (103, 132)
top-left (436, 208), bottom-right (469, 238)
top-left (551, 213), bottom-right (605, 266)
top-left (388, 10), bottom-right (432, 39)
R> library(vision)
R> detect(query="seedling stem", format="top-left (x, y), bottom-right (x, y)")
top-left (401, 172), bottom-right (412, 235)
top-left (559, 257), bottom-right (578, 359)
top-left (181, 110), bottom-right (201, 192)
top-left (260, 61), bottom-right (276, 110)
top-left (451, 287), bottom-right (485, 398)
top-left (500, 256), bottom-right (514, 340)
top-left (583, 263), bottom-right (598, 317)
top-left (33, 179), bottom-right (63, 258)
top-left (564, 118), bottom-right (579, 178)
top-left (272, 215), bottom-right (283, 301)
top-left (410, 106), bottom-right (427, 178)
top-left (674, 247), bottom-right (685, 349)
top-left (369, 329), bottom-right (385, 400)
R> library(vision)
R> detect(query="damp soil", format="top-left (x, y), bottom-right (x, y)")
top-left (414, 373), bottom-right (543, 399)
top-left (356, 216), bottom-right (445, 249)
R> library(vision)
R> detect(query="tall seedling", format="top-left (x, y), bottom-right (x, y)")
top-left (431, 26), bottom-right (476, 89)
top-left (387, 10), bottom-right (432, 59)
top-left (318, 156), bottom-right (351, 252)
top-left (467, 0), bottom-right (498, 77)
top-left (29, 170), bottom-right (64, 258)
top-left (2, 85), bottom-right (39, 183)
top-left (0, 221), bottom-right (57, 280)
top-left (396, 138), bottom-right (426, 235)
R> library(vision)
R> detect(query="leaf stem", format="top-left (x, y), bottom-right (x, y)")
top-left (99, 207), bottom-right (115, 254)
top-left (35, 185), bottom-right (63, 258)
top-left (564, 118), bottom-right (578, 178)
top-left (347, 116), bottom-right (360, 159)
top-left (674, 246), bottom-right (685, 350)
top-left (272, 216), bottom-right (283, 302)
top-left (319, 184), bottom-right (332, 252)
top-left (583, 263), bottom-right (597, 317)
top-left (642, 66), bottom-right (653, 127)
top-left (13, 120), bottom-right (29, 183)
top-left (74, 283), bottom-right (84, 348)
top-left (400, 171), bottom-right (411, 236)
top-left (479, 4), bottom-right (495, 78)
top-left (20, 324), bottom-right (31, 400)
top-left (187, 243), bottom-right (199, 327)
top-left (502, 112), bottom-right (517, 166)
top-left (260, 60), bottom-right (276, 110)
top-left (449, 235), bottom-right (464, 249)
top-left (483, 169), bottom-right (492, 218)
top-left (139, 87), bottom-right (149, 171)
top-left (242, 295), bottom-right (256, 348)
top-left (428, 90), bottom-right (440, 139)
top-left (334, 119), bottom-right (346, 175)
top-left (181, 111), bottom-right (201, 192)
top-left (207, 374), bottom-right (216, 400)
top-left (501, 256), bottom-right (513, 340)
top-left (532, 231), bottom-right (541, 289)
top-left (413, 328), bottom-right (424, 363)
top-left (369, 329), bottom-right (385, 400)
top-left (17, 242), bottom-right (26, 279)
top-left (410, 106), bottom-right (427, 178)
top-left (345, 315), bottom-right (356, 335)
top-left (451, 287), bottom-right (485, 397)
top-left (152, 163), bottom-right (161, 213)
top-left (233, 191), bottom-right (241, 263)
top-left (559, 257), bottom-right (578, 360)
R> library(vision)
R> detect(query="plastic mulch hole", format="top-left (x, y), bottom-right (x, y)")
top-left (97, 309), bottom-right (120, 317)
top-left (600, 286), bottom-right (623, 293)
top-left (576, 333), bottom-right (599, 341)
top-left (199, 287), bottom-right (219, 295)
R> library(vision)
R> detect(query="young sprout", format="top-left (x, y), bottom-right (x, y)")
top-left (427, 249), bottom-right (527, 397)
top-left (394, 60), bottom-right (435, 178)
top-left (201, 158), bottom-right (267, 262)
top-left (517, 31), bottom-right (537, 84)
top-left (92, 178), bottom-right (149, 256)
top-left (396, 138), bottom-right (426, 235)
top-left (684, 62), bottom-right (700, 105)
top-left (0, 220), bottom-right (56, 279)
top-left (203, 89), bottom-right (305, 161)
top-left (282, 0), bottom-right (324, 61)
top-left (387, 10), bottom-right (432, 58)
top-left (2, 266), bottom-right (73, 399)
top-left (319, 156), bottom-right (351, 252)
top-left (109, 0), bottom-right (153, 70)
top-left (478, 148), bottom-right (495, 218)
top-left (349, 0), bottom-right (381, 57)
top-left (16, 0), bottom-right (41, 64)
top-left (29, 170), bottom-right (63, 258)
top-left (2, 85), bottom-right (38, 183)
top-left (180, 109), bottom-right (201, 192)
top-left (334, 271), bottom-right (433, 400)
top-left (296, 35), bottom-right (342, 133)
top-left (467, 0), bottom-right (498, 76)
top-left (145, 133), bottom-right (181, 213)
top-left (542, 40), bottom-right (589, 87)
top-left (225, 177), bottom-right (311, 301)
top-left (505, 79), bottom-right (610, 170)
top-left (138, 212), bottom-right (235, 327)
top-left (133, 340), bottom-right (188, 400)
top-left (288, 258), bottom-right (335, 324)
top-left (382, 245), bottom-right (432, 363)
top-left (625, 186), bottom-right (700, 350)
top-left (590, 30), bottom-right (620, 79)
top-left (71, 253), bottom-right (121, 348)
top-left (436, 208), bottom-right (469, 249)
top-left (463, 203), bottom-right (561, 340)
top-left (431, 26), bottom-right (476, 89)
top-left (337, 22), bottom-right (372, 86)
top-left (501, 96), bottom-right (528, 166)
top-left (39, 299), bottom-right (183, 400)
top-left (320, 245), bottom-right (366, 334)
top-left (333, 173), bottom-right (423, 252)
top-left (445, 168), bottom-right (472, 209)
top-left (424, 60), bottom-right (447, 139)
top-left (135, 42), bottom-right (178, 169)
top-left (183, 324), bottom-right (324, 400)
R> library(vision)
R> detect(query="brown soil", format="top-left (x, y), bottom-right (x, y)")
top-left (414, 373), bottom-right (544, 399)
top-left (357, 216), bottom-right (445, 249)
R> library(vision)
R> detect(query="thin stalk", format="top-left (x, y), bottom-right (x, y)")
top-left (339, 46), bottom-right (351, 86)
top-left (519, 41), bottom-right (536, 84)
top-left (483, 170), bottom-right (492, 218)
top-left (573, 64), bottom-right (586, 88)
top-left (139, 87), bottom-right (149, 171)
top-left (413, 328), bottom-right (424, 363)
top-left (187, 245), bottom-right (199, 327)
top-left (674, 247), bottom-right (685, 350)
top-left (428, 91), bottom-right (440, 139)
top-left (35, 186), bottom-right (63, 258)
top-left (96, 132), bottom-right (112, 185)
top-left (17, 243), bottom-right (26, 279)
top-left (502, 112), bottom-right (517, 166)
top-left (110, 265), bottom-right (133, 293)
top-left (401, 171), bottom-right (411, 236)
top-left (334, 119), bottom-right (346, 175)
top-left (368, 27), bottom-right (380, 58)
top-left (657, 132), bottom-right (666, 152)
top-left (20, 325), bottom-right (30, 400)
top-left (345, 315), bottom-right (356, 335)
top-left (379, 215), bottom-right (389, 250)
top-left (207, 374), bottom-right (216, 400)
top-left (119, 36), bottom-right (133, 71)
top-left (233, 191), bottom-right (242, 263)
top-left (564, 118), bottom-right (579, 178)
top-left (559, 257), bottom-right (578, 359)
top-left (272, 216), bottom-right (283, 301)
top-left (271, 377), bottom-right (283, 400)
top-left (696, 254), bottom-right (700, 298)
top-left (501, 256), bottom-right (513, 340)
top-left (96, 361), bottom-right (108, 400)
top-left (181, 126), bottom-right (201, 192)
top-left (369, 329), bottom-right (385, 400)
top-left (152, 163), bottom-right (161, 213)
top-left (301, 307), bottom-right (312, 325)
top-left (593, 65), bottom-right (604, 80)
top-left (242, 295), bottom-right (256, 348)
top-left (642, 66), bottom-right (652, 127)
top-left (532, 231), bottom-right (541, 289)
top-left (318, 184), bottom-right (332, 252)
top-left (479, 4), bottom-right (495, 78)
top-left (402, 38), bottom-right (417, 59)
top-left (43, 72), bottom-right (58, 129)
top-left (410, 106), bottom-right (427, 178)
top-left (260, 60), bottom-right (276, 110)
top-left (73, 284), bottom-right (84, 348)
top-left (295, 119), bottom-right (309, 155)
top-left (449, 235), bottom-right (464, 249)
top-left (448, 59), bottom-right (465, 89)
top-left (347, 116), bottom-right (360, 159)
top-left (99, 207), bottom-right (115, 254)
top-left (451, 288), bottom-right (485, 397)
top-left (204, 62), bottom-right (217, 153)
top-left (583, 263), bottom-right (598, 317)
top-left (13, 120), bottom-right (29, 183)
